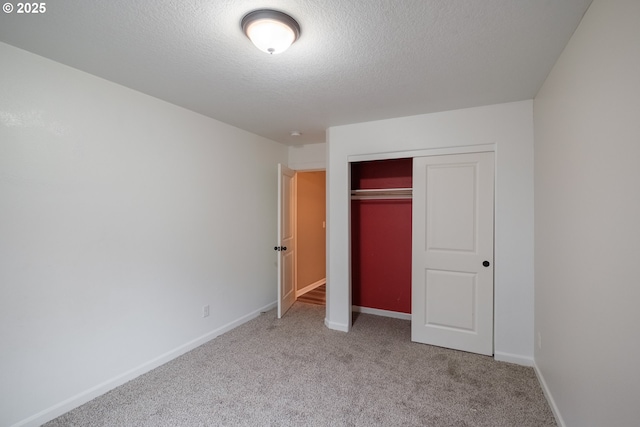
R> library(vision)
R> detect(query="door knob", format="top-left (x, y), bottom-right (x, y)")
top-left (282, 246), bottom-right (287, 251)
top-left (483, 261), bottom-right (490, 267)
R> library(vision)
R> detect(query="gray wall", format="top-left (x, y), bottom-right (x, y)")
top-left (534, 0), bottom-right (640, 425)
top-left (0, 42), bottom-right (287, 426)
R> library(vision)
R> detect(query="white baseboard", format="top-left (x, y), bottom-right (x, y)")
top-left (324, 317), bottom-right (349, 332)
top-left (352, 305), bottom-right (412, 321)
top-left (296, 278), bottom-right (326, 298)
top-left (494, 351), bottom-right (534, 367)
top-left (534, 362), bottom-right (566, 427)
top-left (13, 301), bottom-right (277, 427)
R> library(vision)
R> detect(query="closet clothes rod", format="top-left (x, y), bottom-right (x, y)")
top-left (350, 187), bottom-right (412, 200)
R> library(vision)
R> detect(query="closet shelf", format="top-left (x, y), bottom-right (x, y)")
top-left (350, 188), bottom-right (412, 200)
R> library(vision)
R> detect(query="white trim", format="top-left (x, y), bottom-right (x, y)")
top-left (12, 301), bottom-right (277, 427)
top-left (492, 143), bottom-right (500, 358)
top-left (293, 170), bottom-right (299, 301)
top-left (347, 144), bottom-right (496, 163)
top-left (325, 317), bottom-right (349, 332)
top-left (296, 278), bottom-right (326, 297)
top-left (352, 306), bottom-right (412, 321)
top-left (494, 351), bottom-right (534, 367)
top-left (534, 362), bottom-right (566, 427)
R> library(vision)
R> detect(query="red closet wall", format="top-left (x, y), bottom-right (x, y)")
top-left (351, 158), bottom-right (412, 314)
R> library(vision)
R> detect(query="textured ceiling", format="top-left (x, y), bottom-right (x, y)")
top-left (0, 0), bottom-right (592, 146)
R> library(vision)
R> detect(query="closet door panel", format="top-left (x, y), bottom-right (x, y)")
top-left (412, 152), bottom-right (494, 355)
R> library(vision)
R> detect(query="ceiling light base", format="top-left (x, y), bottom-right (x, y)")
top-left (241, 9), bottom-right (300, 55)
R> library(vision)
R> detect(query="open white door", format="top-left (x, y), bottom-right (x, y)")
top-left (277, 164), bottom-right (296, 318)
top-left (412, 152), bottom-right (494, 355)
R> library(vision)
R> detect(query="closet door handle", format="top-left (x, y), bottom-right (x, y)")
top-left (483, 261), bottom-right (490, 267)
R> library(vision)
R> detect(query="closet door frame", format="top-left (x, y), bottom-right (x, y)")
top-left (346, 144), bottom-right (496, 348)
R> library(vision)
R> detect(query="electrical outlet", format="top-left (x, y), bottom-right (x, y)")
top-left (537, 332), bottom-right (542, 349)
top-left (203, 305), bottom-right (210, 318)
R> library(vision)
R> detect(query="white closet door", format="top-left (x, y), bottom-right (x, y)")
top-left (277, 164), bottom-right (296, 318)
top-left (412, 152), bottom-right (494, 355)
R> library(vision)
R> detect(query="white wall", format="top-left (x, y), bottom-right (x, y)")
top-left (288, 143), bottom-right (326, 171)
top-left (533, 1), bottom-right (640, 426)
top-left (326, 101), bottom-right (535, 362)
top-left (0, 42), bottom-right (287, 427)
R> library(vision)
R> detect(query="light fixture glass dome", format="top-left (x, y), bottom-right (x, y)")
top-left (242, 10), bottom-right (300, 55)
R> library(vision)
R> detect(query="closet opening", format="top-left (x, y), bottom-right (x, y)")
top-left (350, 158), bottom-right (412, 319)
top-left (346, 151), bottom-right (495, 356)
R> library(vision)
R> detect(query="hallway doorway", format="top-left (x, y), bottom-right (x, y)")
top-left (295, 170), bottom-right (326, 305)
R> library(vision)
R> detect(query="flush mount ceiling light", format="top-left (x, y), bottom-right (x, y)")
top-left (241, 9), bottom-right (300, 55)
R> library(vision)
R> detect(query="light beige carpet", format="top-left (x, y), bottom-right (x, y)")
top-left (45, 302), bottom-right (555, 426)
